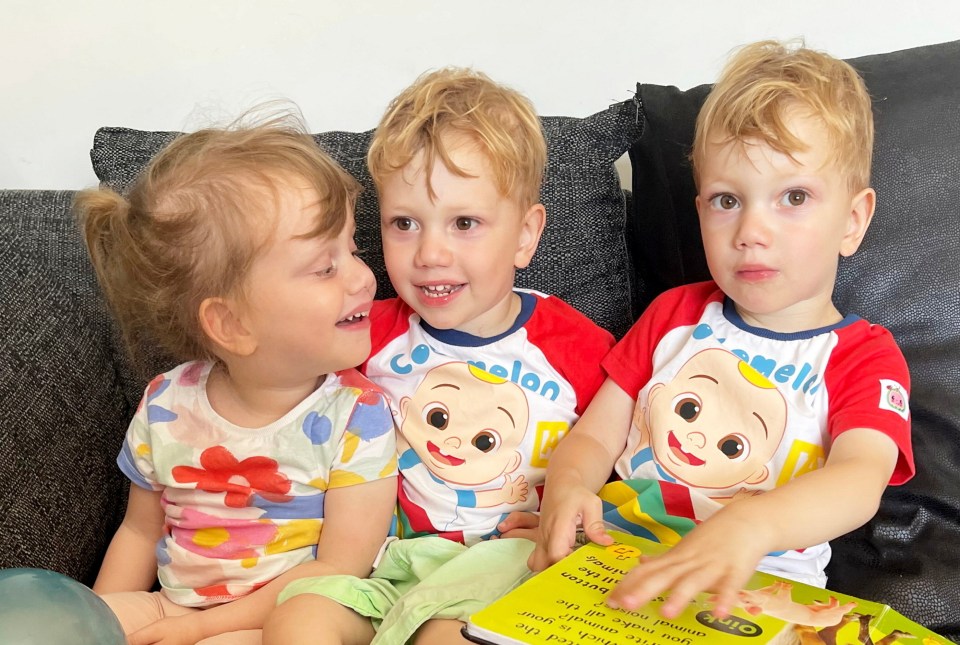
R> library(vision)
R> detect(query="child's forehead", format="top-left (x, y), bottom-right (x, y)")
top-left (700, 112), bottom-right (839, 176)
top-left (248, 173), bottom-right (351, 239)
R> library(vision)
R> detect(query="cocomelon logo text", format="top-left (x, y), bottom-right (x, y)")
top-left (693, 323), bottom-right (823, 396)
top-left (389, 344), bottom-right (562, 401)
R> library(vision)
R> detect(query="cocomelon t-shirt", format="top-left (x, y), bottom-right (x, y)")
top-left (117, 361), bottom-right (397, 607)
top-left (600, 281), bottom-right (914, 585)
top-left (364, 291), bottom-right (615, 545)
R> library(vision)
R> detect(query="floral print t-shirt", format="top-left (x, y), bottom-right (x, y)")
top-left (117, 361), bottom-right (397, 607)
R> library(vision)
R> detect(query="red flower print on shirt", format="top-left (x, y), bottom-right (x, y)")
top-left (172, 446), bottom-right (292, 508)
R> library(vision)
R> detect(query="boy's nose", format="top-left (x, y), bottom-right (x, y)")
top-left (735, 206), bottom-right (772, 248)
top-left (415, 231), bottom-right (453, 267)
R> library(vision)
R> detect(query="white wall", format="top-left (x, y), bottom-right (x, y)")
top-left (4, 0), bottom-right (959, 190)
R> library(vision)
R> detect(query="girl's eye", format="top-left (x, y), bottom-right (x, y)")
top-left (455, 217), bottom-right (476, 231)
top-left (780, 190), bottom-right (808, 206)
top-left (352, 248), bottom-right (367, 263)
top-left (393, 217), bottom-right (416, 232)
top-left (316, 265), bottom-right (336, 278)
top-left (709, 194), bottom-right (740, 210)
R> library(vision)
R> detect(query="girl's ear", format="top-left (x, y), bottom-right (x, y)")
top-left (198, 297), bottom-right (257, 357)
top-left (840, 187), bottom-right (876, 257)
top-left (514, 203), bottom-right (546, 269)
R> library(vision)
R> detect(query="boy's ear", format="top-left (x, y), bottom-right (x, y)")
top-left (839, 187), bottom-right (876, 257)
top-left (514, 203), bottom-right (546, 269)
top-left (198, 297), bottom-right (258, 357)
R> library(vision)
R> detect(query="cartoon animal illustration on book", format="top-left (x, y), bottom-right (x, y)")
top-left (734, 581), bottom-right (857, 627)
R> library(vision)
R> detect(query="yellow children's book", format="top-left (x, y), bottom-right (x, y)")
top-left (463, 531), bottom-right (951, 645)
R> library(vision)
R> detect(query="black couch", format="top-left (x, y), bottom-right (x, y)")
top-left (1, 39), bottom-right (957, 641)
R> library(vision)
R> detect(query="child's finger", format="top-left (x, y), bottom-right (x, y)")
top-left (498, 511), bottom-right (539, 532)
top-left (579, 496), bottom-right (613, 545)
top-left (607, 554), bottom-right (693, 611)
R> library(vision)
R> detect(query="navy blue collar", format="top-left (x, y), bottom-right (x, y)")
top-left (420, 291), bottom-right (536, 347)
top-left (722, 296), bottom-right (861, 341)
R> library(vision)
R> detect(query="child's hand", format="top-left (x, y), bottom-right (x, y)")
top-left (128, 615), bottom-right (203, 645)
top-left (495, 511), bottom-right (540, 540)
top-left (528, 484), bottom-right (613, 572)
top-left (606, 508), bottom-right (772, 619)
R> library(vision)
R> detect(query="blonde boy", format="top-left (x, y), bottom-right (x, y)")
top-left (531, 40), bottom-right (914, 619)
top-left (266, 69), bottom-right (614, 644)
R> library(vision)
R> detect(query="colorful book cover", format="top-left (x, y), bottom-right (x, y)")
top-left (464, 531), bottom-right (951, 645)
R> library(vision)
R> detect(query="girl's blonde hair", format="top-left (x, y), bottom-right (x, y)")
top-left (76, 116), bottom-right (360, 363)
top-left (692, 40), bottom-right (874, 192)
top-left (367, 67), bottom-right (546, 208)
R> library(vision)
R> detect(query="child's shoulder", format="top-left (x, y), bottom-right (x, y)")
top-left (519, 289), bottom-right (613, 339)
top-left (333, 367), bottom-right (386, 396)
top-left (637, 280), bottom-right (723, 325)
top-left (650, 280), bottom-right (723, 308)
top-left (145, 360), bottom-right (212, 394)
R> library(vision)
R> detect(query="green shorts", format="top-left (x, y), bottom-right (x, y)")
top-left (278, 536), bottom-right (535, 645)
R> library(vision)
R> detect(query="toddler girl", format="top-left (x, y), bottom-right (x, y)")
top-left (77, 115), bottom-right (398, 644)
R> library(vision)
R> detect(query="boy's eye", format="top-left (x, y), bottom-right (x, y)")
top-left (454, 217), bottom-right (476, 231)
top-left (316, 265), bottom-right (336, 278)
top-left (710, 194), bottom-right (739, 210)
top-left (780, 190), bottom-right (808, 206)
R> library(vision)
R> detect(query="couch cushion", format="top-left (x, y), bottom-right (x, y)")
top-left (91, 100), bottom-right (642, 339)
top-left (628, 40), bottom-right (960, 638)
top-left (0, 190), bottom-right (131, 585)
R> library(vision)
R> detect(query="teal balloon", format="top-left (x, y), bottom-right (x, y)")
top-left (0, 568), bottom-right (125, 644)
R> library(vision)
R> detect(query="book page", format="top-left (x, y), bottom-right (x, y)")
top-left (466, 532), bottom-right (952, 645)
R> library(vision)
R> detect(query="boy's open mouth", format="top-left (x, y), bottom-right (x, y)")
top-left (420, 284), bottom-right (464, 298)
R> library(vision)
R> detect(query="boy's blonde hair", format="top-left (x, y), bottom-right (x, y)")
top-left (367, 67), bottom-right (546, 208)
top-left (76, 116), bottom-right (360, 364)
top-left (692, 40), bottom-right (874, 192)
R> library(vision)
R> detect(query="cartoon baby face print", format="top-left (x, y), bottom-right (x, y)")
top-left (398, 361), bottom-right (530, 488)
top-left (634, 348), bottom-right (788, 491)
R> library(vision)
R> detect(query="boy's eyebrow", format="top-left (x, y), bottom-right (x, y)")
top-left (430, 383), bottom-right (460, 391)
top-left (498, 406), bottom-right (517, 428)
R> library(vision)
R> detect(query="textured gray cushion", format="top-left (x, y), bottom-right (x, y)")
top-left (628, 40), bottom-right (960, 638)
top-left (0, 190), bottom-right (131, 585)
top-left (91, 99), bottom-right (643, 339)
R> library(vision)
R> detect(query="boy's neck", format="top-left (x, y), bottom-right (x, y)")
top-left (205, 361), bottom-right (324, 428)
top-left (425, 290), bottom-right (525, 339)
top-left (732, 299), bottom-right (844, 334)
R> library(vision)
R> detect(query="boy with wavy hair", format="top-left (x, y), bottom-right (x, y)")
top-left (266, 69), bottom-right (614, 644)
top-left (531, 40), bottom-right (914, 620)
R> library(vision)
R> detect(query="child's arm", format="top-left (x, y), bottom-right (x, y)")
top-left (126, 476), bottom-right (397, 645)
top-left (93, 485), bottom-right (165, 594)
top-left (528, 378), bottom-right (635, 572)
top-left (606, 427), bottom-right (899, 619)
